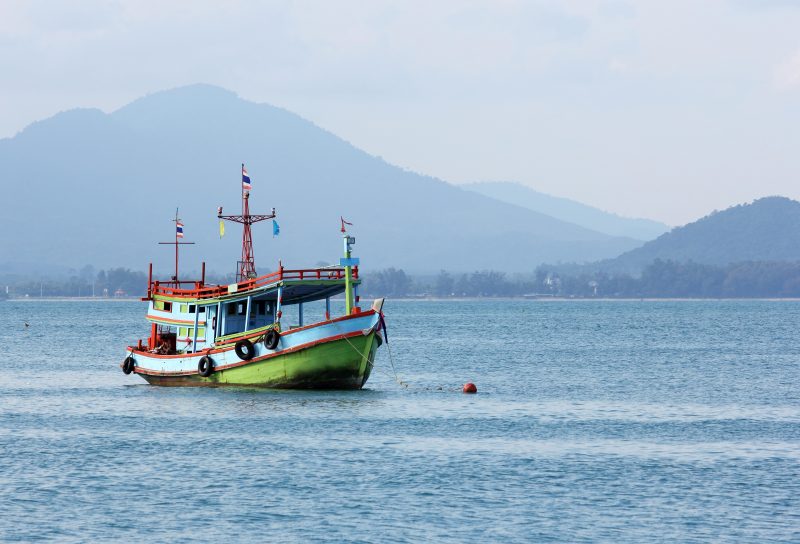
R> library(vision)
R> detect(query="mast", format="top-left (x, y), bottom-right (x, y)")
top-left (159, 208), bottom-right (194, 285)
top-left (218, 164), bottom-right (277, 282)
top-left (340, 217), bottom-right (359, 314)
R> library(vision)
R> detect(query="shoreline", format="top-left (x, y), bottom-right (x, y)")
top-left (385, 296), bottom-right (800, 302)
top-left (7, 296), bottom-right (800, 303)
top-left (6, 297), bottom-right (141, 302)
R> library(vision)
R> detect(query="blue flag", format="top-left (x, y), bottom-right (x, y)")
top-left (273, 219), bottom-right (280, 237)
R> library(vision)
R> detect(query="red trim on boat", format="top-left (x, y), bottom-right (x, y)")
top-left (283, 309), bottom-right (376, 336)
top-left (132, 329), bottom-right (371, 377)
top-left (128, 344), bottom-right (232, 359)
top-left (128, 309), bottom-right (377, 358)
top-left (214, 327), bottom-right (276, 346)
top-left (150, 267), bottom-right (360, 300)
top-left (146, 314), bottom-right (206, 326)
top-left (215, 308), bottom-right (376, 345)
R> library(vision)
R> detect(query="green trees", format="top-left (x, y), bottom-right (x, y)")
top-left (9, 260), bottom-right (800, 299)
top-left (99, 268), bottom-right (148, 296)
top-left (4, 267), bottom-right (147, 297)
top-left (434, 270), bottom-right (454, 297)
top-left (361, 268), bottom-right (412, 297)
top-left (536, 260), bottom-right (800, 298)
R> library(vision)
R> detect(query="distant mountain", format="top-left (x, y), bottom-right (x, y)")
top-left (464, 181), bottom-right (669, 241)
top-left (0, 84), bottom-right (642, 275)
top-left (597, 197), bottom-right (800, 274)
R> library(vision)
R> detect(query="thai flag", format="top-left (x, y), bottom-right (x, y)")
top-left (176, 221), bottom-right (184, 238)
top-left (242, 164), bottom-right (252, 191)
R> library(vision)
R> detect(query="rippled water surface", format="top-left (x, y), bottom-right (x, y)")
top-left (1, 299), bottom-right (799, 542)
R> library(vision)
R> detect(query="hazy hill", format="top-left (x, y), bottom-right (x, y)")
top-left (464, 181), bottom-right (669, 241)
top-left (0, 85), bottom-right (642, 275)
top-left (597, 197), bottom-right (800, 274)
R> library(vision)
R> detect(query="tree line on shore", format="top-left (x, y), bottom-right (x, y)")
top-left (2, 268), bottom-right (148, 298)
top-left (360, 260), bottom-right (800, 298)
top-left (1, 266), bottom-right (244, 298)
top-left (6, 259), bottom-right (800, 299)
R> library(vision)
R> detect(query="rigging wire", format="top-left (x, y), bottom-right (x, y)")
top-left (384, 340), bottom-right (409, 388)
top-left (343, 334), bottom-right (408, 388)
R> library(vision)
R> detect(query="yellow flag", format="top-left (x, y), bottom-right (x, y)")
top-left (219, 220), bottom-right (225, 238)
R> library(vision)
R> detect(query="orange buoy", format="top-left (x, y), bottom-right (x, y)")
top-left (463, 382), bottom-right (477, 394)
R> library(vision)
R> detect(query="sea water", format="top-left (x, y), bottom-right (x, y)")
top-left (0, 299), bottom-right (799, 542)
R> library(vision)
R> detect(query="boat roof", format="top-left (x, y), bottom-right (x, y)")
top-left (148, 266), bottom-right (359, 306)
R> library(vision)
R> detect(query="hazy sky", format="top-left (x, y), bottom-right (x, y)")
top-left (2, 0), bottom-right (799, 225)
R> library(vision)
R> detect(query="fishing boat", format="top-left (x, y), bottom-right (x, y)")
top-left (120, 164), bottom-right (385, 388)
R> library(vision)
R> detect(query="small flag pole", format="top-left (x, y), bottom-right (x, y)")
top-left (159, 207), bottom-right (194, 285)
top-left (340, 217), bottom-right (357, 314)
top-left (173, 208), bottom-right (179, 281)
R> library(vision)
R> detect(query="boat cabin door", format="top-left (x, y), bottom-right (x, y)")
top-left (206, 305), bottom-right (218, 341)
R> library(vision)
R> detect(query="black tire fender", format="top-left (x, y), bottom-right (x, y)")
top-left (122, 356), bottom-right (135, 375)
top-left (235, 338), bottom-right (255, 361)
top-left (264, 329), bottom-right (280, 350)
top-left (198, 355), bottom-right (214, 377)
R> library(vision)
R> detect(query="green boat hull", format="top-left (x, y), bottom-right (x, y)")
top-left (140, 330), bottom-right (378, 388)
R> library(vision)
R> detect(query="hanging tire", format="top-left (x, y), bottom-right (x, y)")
top-left (198, 355), bottom-right (214, 377)
top-left (235, 338), bottom-right (255, 360)
top-left (264, 329), bottom-right (280, 350)
top-left (122, 356), bottom-right (135, 375)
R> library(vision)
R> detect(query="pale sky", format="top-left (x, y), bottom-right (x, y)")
top-left (1, 0), bottom-right (799, 225)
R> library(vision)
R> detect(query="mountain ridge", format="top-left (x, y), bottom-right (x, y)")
top-left (590, 196), bottom-right (800, 274)
top-left (0, 84), bottom-right (642, 275)
top-left (464, 181), bottom-right (670, 241)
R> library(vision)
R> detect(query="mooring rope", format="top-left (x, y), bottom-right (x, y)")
top-left (383, 341), bottom-right (409, 388)
top-left (341, 314), bottom-right (466, 393)
top-left (343, 334), bottom-right (409, 388)
top-left (379, 343), bottom-right (467, 393)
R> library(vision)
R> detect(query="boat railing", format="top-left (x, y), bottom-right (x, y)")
top-left (149, 265), bottom-right (359, 299)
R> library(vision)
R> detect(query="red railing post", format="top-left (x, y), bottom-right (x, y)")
top-left (146, 265), bottom-right (363, 300)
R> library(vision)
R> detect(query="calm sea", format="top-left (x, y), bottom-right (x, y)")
top-left (1, 299), bottom-right (799, 542)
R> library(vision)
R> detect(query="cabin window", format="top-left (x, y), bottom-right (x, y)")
top-left (256, 301), bottom-right (266, 315)
top-left (154, 300), bottom-right (172, 312)
top-left (189, 304), bottom-right (196, 313)
top-left (238, 302), bottom-right (246, 316)
top-left (198, 306), bottom-right (205, 313)
top-left (197, 327), bottom-right (205, 337)
top-left (179, 326), bottom-right (189, 337)
top-left (227, 303), bottom-right (236, 315)
top-left (180, 304), bottom-right (189, 313)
